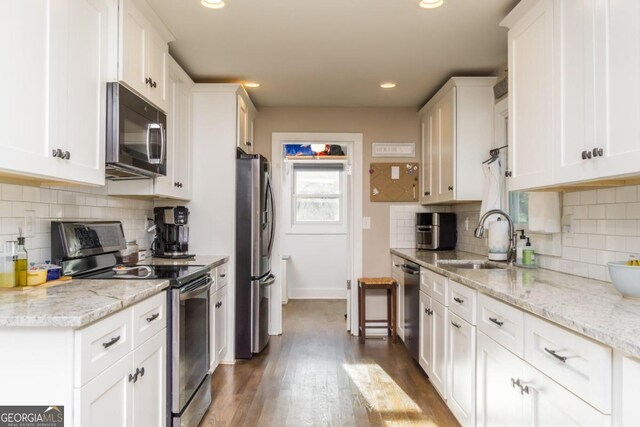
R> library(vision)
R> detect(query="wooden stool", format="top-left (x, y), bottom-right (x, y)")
top-left (357, 277), bottom-right (398, 343)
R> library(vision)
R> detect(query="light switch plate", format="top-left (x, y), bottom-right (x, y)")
top-left (362, 217), bottom-right (371, 229)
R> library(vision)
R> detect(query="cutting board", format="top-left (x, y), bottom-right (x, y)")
top-left (0, 276), bottom-right (72, 293)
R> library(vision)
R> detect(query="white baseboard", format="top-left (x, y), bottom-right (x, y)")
top-left (288, 288), bottom-right (347, 299)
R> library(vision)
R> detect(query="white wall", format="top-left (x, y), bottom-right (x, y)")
top-left (0, 181), bottom-right (153, 264)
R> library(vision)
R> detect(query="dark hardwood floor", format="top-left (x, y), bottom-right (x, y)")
top-left (200, 299), bottom-right (459, 427)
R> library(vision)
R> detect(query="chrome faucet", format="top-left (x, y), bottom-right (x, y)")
top-left (474, 209), bottom-right (516, 264)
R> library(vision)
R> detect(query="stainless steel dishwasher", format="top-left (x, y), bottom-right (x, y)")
top-left (401, 260), bottom-right (421, 361)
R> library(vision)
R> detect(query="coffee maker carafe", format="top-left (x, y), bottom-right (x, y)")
top-left (153, 206), bottom-right (193, 258)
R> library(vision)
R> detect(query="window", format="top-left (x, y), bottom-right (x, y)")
top-left (509, 192), bottom-right (529, 226)
top-left (293, 165), bottom-right (344, 224)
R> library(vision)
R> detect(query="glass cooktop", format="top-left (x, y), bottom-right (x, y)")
top-left (81, 264), bottom-right (209, 286)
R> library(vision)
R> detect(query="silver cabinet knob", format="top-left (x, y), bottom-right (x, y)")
top-left (593, 147), bottom-right (603, 157)
top-left (582, 150), bottom-right (592, 160)
top-left (52, 148), bottom-right (63, 158)
top-left (63, 151), bottom-right (70, 160)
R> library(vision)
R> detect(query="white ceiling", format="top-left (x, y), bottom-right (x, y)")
top-left (147, 0), bottom-right (519, 108)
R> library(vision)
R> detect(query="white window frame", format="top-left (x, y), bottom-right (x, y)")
top-left (283, 160), bottom-right (348, 235)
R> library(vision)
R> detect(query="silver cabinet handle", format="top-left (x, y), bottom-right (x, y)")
top-left (129, 373), bottom-right (137, 383)
top-left (102, 335), bottom-right (121, 348)
top-left (544, 347), bottom-right (567, 363)
top-left (511, 378), bottom-right (519, 388)
top-left (453, 297), bottom-right (464, 304)
top-left (63, 151), bottom-right (70, 160)
top-left (593, 147), bottom-right (603, 157)
top-left (146, 313), bottom-right (159, 323)
top-left (52, 148), bottom-right (63, 158)
top-left (489, 317), bottom-right (504, 327)
top-left (520, 384), bottom-right (530, 395)
top-left (582, 150), bottom-right (592, 160)
top-left (451, 321), bottom-right (461, 329)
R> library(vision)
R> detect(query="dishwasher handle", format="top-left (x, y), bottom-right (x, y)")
top-left (400, 265), bottom-right (420, 275)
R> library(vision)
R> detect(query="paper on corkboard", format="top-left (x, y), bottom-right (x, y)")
top-left (369, 162), bottom-right (420, 202)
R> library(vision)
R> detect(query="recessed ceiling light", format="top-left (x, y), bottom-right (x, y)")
top-left (380, 82), bottom-right (397, 89)
top-left (419, 0), bottom-right (444, 9)
top-left (201, 0), bottom-right (225, 9)
top-left (244, 82), bottom-right (260, 88)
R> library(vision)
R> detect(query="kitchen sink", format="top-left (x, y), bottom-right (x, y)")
top-left (437, 260), bottom-right (507, 270)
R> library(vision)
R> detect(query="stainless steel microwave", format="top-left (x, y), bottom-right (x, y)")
top-left (106, 83), bottom-right (167, 180)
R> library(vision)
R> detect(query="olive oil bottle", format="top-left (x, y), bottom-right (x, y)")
top-left (14, 231), bottom-right (27, 287)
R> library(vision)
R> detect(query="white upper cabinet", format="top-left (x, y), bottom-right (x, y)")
top-left (503, 0), bottom-right (640, 190)
top-left (501, 0), bottom-right (554, 191)
top-left (0, 0), bottom-right (108, 185)
top-left (419, 77), bottom-right (496, 205)
top-left (237, 94), bottom-right (256, 153)
top-left (120, 0), bottom-right (169, 112)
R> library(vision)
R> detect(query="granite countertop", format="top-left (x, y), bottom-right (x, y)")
top-left (392, 248), bottom-right (640, 358)
top-left (0, 279), bottom-right (170, 328)
top-left (139, 255), bottom-right (229, 270)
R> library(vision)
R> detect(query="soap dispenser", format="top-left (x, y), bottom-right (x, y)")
top-left (516, 230), bottom-right (526, 265)
top-left (523, 237), bottom-right (535, 266)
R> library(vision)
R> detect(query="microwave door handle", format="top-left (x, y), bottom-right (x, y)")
top-left (146, 123), bottom-right (162, 165)
top-left (159, 123), bottom-right (166, 165)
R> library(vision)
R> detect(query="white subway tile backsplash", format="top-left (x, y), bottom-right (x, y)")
top-left (588, 204), bottom-right (606, 219)
top-left (573, 205), bottom-right (589, 219)
top-left (580, 190), bottom-right (597, 205)
top-left (606, 204), bottom-right (626, 219)
top-left (2, 184), bottom-right (23, 201)
top-left (616, 186), bottom-right (637, 203)
top-left (597, 188), bottom-right (616, 204)
top-left (564, 192), bottom-right (581, 206)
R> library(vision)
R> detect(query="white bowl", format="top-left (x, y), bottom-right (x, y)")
top-left (607, 261), bottom-right (640, 297)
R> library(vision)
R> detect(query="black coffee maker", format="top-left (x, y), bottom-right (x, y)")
top-left (152, 206), bottom-right (193, 258)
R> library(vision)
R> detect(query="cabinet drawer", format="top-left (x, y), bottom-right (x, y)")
top-left (524, 314), bottom-right (612, 413)
top-left (448, 279), bottom-right (476, 325)
top-left (132, 292), bottom-right (166, 347)
top-left (216, 263), bottom-right (228, 290)
top-left (477, 293), bottom-right (524, 357)
top-left (422, 269), bottom-right (447, 306)
top-left (75, 308), bottom-right (133, 387)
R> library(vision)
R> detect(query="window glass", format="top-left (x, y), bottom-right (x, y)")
top-left (295, 198), bottom-right (340, 222)
top-left (294, 170), bottom-right (341, 195)
top-left (509, 192), bottom-right (529, 225)
top-left (292, 166), bottom-right (343, 224)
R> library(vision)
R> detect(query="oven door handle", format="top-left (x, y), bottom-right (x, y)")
top-left (179, 280), bottom-right (211, 301)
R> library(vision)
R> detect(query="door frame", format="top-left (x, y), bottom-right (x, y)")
top-left (270, 132), bottom-right (363, 335)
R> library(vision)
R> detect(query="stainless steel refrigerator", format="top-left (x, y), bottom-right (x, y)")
top-left (235, 151), bottom-right (275, 359)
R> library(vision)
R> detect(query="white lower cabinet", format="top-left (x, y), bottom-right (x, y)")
top-left (132, 331), bottom-right (166, 427)
top-left (77, 352), bottom-right (134, 427)
top-left (391, 256), bottom-right (405, 341)
top-left (447, 312), bottom-right (476, 427)
top-left (210, 264), bottom-right (229, 373)
top-left (613, 351), bottom-right (640, 427)
top-left (419, 291), bottom-right (433, 375)
top-left (431, 298), bottom-right (448, 398)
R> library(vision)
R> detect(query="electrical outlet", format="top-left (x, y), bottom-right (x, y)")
top-left (24, 210), bottom-right (35, 238)
top-left (362, 217), bottom-right (371, 229)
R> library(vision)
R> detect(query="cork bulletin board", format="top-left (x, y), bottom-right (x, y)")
top-left (369, 162), bottom-right (420, 202)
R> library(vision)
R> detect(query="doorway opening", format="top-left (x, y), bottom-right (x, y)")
top-left (270, 133), bottom-right (363, 336)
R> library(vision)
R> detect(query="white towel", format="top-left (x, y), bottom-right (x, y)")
top-left (479, 158), bottom-right (503, 222)
top-left (528, 192), bottom-right (561, 233)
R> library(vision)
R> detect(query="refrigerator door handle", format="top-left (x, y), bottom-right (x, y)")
top-left (260, 273), bottom-right (276, 288)
top-left (266, 176), bottom-right (276, 257)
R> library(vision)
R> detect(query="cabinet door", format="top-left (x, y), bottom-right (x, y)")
top-left (614, 352), bottom-right (640, 427)
top-left (133, 331), bottom-right (166, 427)
top-left (146, 27), bottom-right (168, 111)
top-left (154, 67), bottom-right (178, 197)
top-left (0, 1), bottom-right (59, 179)
top-left (216, 285), bottom-right (228, 361)
top-left (419, 291), bottom-right (433, 374)
top-left (237, 95), bottom-right (249, 152)
top-left (421, 109), bottom-right (438, 204)
top-left (447, 312), bottom-right (476, 427)
top-left (76, 353), bottom-right (134, 427)
top-left (601, 0), bottom-right (640, 178)
top-left (172, 78), bottom-right (193, 198)
top-left (506, 0), bottom-right (554, 191)
top-left (120, 0), bottom-right (148, 97)
top-left (209, 289), bottom-right (218, 372)
top-left (438, 88), bottom-right (455, 202)
top-left (54, 0), bottom-right (108, 186)
top-left (476, 332), bottom-right (524, 427)
top-left (522, 364), bottom-right (611, 427)
top-left (430, 299), bottom-right (447, 398)
top-left (554, 0), bottom-right (601, 184)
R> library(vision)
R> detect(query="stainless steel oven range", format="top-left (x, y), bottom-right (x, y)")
top-left (51, 221), bottom-right (212, 427)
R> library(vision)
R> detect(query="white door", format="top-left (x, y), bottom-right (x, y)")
top-left (447, 312), bottom-right (476, 427)
top-left (209, 288), bottom-right (218, 372)
top-left (54, 0), bottom-right (108, 186)
top-left (506, 0), bottom-right (554, 191)
top-left (146, 27), bottom-right (168, 111)
top-left (237, 95), bottom-right (248, 152)
top-left (76, 353), bottom-right (134, 427)
top-left (419, 291), bottom-right (433, 374)
top-left (438, 88), bottom-right (455, 202)
top-left (476, 332), bottom-right (524, 427)
top-left (600, 0), bottom-right (640, 178)
top-left (554, 0), bottom-right (601, 184)
top-left (0, 0), bottom-right (59, 180)
top-left (522, 364), bottom-right (611, 427)
top-left (615, 353), bottom-right (640, 427)
top-left (120, 0), bottom-right (148, 97)
top-left (132, 331), bottom-right (166, 427)
top-left (430, 299), bottom-right (447, 398)
top-left (421, 110), bottom-right (437, 204)
top-left (216, 285), bottom-right (228, 362)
